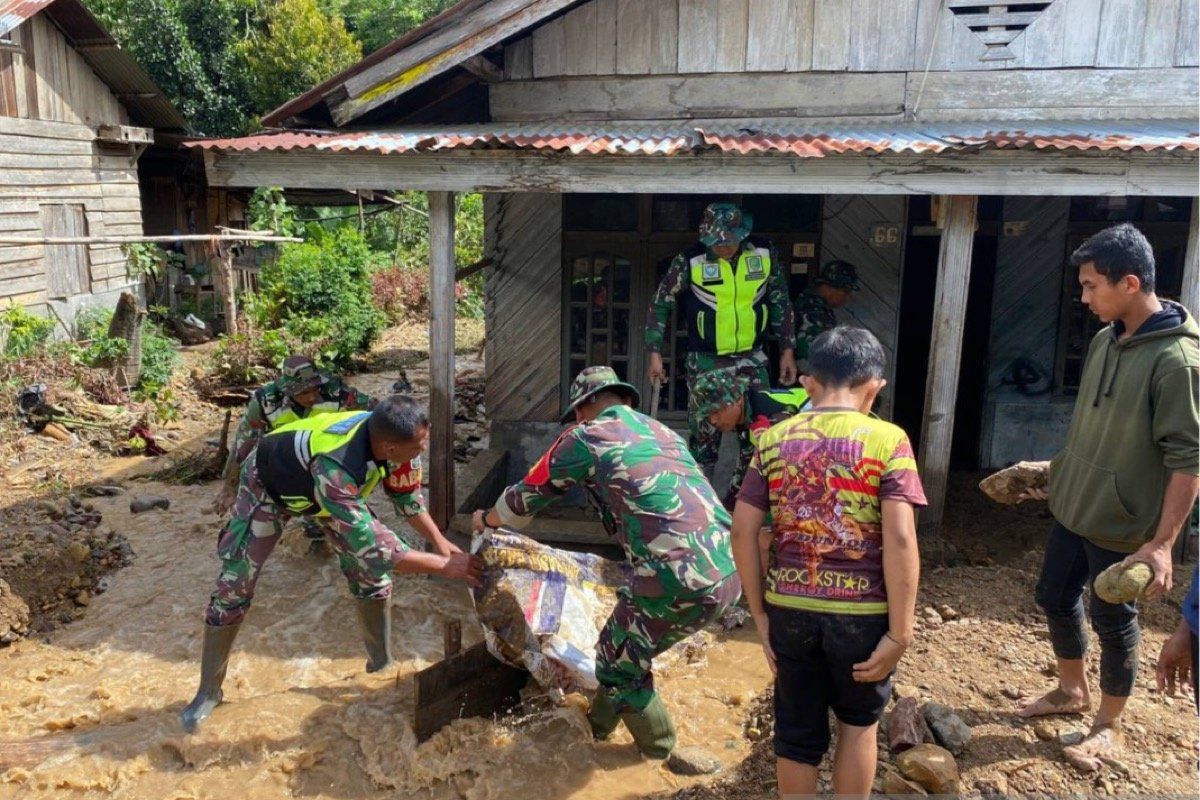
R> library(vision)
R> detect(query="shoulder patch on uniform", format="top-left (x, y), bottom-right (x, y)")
top-left (525, 426), bottom-right (579, 486)
top-left (324, 411), bottom-right (371, 435)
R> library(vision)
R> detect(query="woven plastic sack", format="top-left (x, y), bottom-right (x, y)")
top-left (471, 529), bottom-right (630, 697)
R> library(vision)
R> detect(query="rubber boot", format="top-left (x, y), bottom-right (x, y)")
top-left (587, 690), bottom-right (621, 740)
top-left (354, 597), bottom-right (393, 673)
top-left (620, 693), bottom-right (676, 759)
top-left (180, 623), bottom-right (240, 733)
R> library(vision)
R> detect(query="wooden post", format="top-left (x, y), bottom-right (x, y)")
top-left (217, 242), bottom-right (238, 336)
top-left (428, 191), bottom-right (456, 531)
top-left (1182, 201), bottom-right (1199, 319)
top-left (918, 195), bottom-right (979, 536)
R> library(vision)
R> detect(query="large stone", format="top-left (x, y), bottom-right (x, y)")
top-left (978, 460), bottom-right (1049, 504)
top-left (129, 496), bottom-right (170, 514)
top-left (666, 747), bottom-right (723, 775)
top-left (1094, 561), bottom-right (1154, 604)
top-left (887, 697), bottom-right (931, 755)
top-left (881, 768), bottom-right (927, 796)
top-left (923, 702), bottom-right (972, 755)
top-left (896, 744), bottom-right (960, 794)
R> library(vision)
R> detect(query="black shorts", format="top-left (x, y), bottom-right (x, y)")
top-left (768, 605), bottom-right (892, 766)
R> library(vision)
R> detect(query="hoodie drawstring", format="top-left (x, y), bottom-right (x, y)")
top-left (1092, 340), bottom-right (1112, 408)
top-left (1103, 347), bottom-right (1123, 400)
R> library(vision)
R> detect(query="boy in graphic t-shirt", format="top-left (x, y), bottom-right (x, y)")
top-left (731, 326), bottom-right (926, 799)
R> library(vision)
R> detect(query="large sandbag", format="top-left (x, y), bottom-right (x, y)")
top-left (978, 460), bottom-right (1049, 504)
top-left (471, 530), bottom-right (630, 698)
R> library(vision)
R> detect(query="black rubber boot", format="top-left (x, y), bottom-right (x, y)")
top-left (180, 623), bottom-right (240, 733)
top-left (355, 598), bottom-right (393, 673)
top-left (587, 690), bottom-right (621, 740)
top-left (620, 693), bottom-right (677, 759)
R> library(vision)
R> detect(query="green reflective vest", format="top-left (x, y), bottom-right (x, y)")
top-left (254, 410), bottom-right (385, 516)
top-left (685, 240), bottom-right (773, 356)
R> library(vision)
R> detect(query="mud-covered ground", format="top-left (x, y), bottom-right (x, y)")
top-left (0, 322), bottom-right (1196, 798)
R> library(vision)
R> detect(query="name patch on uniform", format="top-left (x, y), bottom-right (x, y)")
top-left (701, 261), bottom-right (722, 283)
top-left (744, 255), bottom-right (765, 279)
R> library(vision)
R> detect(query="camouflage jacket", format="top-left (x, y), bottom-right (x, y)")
top-left (311, 454), bottom-right (427, 554)
top-left (223, 378), bottom-right (372, 480)
top-left (728, 387), bottom-right (812, 498)
top-left (645, 238), bottom-right (795, 353)
top-left (494, 404), bottom-right (736, 596)
top-left (794, 288), bottom-right (838, 363)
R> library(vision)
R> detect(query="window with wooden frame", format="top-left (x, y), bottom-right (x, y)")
top-left (1054, 196), bottom-right (1193, 394)
top-left (562, 194), bottom-right (822, 421)
top-left (40, 204), bottom-right (92, 298)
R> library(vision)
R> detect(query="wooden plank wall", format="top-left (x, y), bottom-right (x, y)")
top-left (506, 0), bottom-right (1199, 79)
top-left (483, 193), bottom-right (563, 422)
top-left (0, 14), bottom-right (142, 312)
top-left (979, 196), bottom-right (1070, 465)
top-left (817, 195), bottom-right (905, 417)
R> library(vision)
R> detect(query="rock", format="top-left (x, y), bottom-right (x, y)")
top-left (85, 485), bottom-right (124, 497)
top-left (1002, 686), bottom-right (1022, 700)
top-left (36, 500), bottom-right (64, 519)
top-left (896, 744), bottom-right (959, 794)
top-left (937, 604), bottom-right (959, 621)
top-left (888, 697), bottom-right (931, 755)
top-left (975, 777), bottom-right (1008, 798)
top-left (978, 460), bottom-right (1049, 504)
top-left (1034, 721), bottom-right (1057, 741)
top-left (129, 496), bottom-right (170, 514)
top-left (922, 607), bottom-right (943, 627)
top-left (746, 727), bottom-right (763, 740)
top-left (66, 541), bottom-right (90, 563)
top-left (74, 591), bottom-right (90, 607)
top-left (1060, 730), bottom-right (1085, 746)
top-left (666, 747), bottom-right (722, 775)
top-left (881, 768), bottom-right (927, 796)
top-left (718, 606), bottom-right (750, 631)
top-left (1094, 561), bottom-right (1154, 604)
top-left (923, 703), bottom-right (972, 755)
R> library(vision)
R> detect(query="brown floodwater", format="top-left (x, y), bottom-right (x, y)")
top-left (0, 479), bottom-right (770, 799)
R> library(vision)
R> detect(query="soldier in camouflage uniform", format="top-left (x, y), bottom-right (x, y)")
top-left (181, 397), bottom-right (482, 733)
top-left (473, 367), bottom-right (741, 760)
top-left (794, 260), bottom-right (859, 369)
top-left (691, 369), bottom-right (811, 508)
top-left (645, 202), bottom-right (797, 481)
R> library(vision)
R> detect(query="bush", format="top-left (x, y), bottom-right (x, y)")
top-left (74, 308), bottom-right (179, 397)
top-left (371, 265), bottom-right (479, 323)
top-left (1, 304), bottom-right (56, 357)
top-left (253, 226), bottom-right (384, 367)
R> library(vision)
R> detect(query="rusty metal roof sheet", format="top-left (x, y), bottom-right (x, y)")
top-left (1, 0), bottom-right (187, 131)
top-left (189, 121), bottom-right (1199, 157)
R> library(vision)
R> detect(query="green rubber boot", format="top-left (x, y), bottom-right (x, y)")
top-left (354, 597), bottom-right (394, 673)
top-left (587, 690), bottom-right (621, 740)
top-left (180, 623), bottom-right (241, 733)
top-left (620, 693), bottom-right (676, 759)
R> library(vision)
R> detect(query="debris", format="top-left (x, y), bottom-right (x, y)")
top-left (666, 747), bottom-right (723, 776)
top-left (1093, 561), bottom-right (1154, 604)
top-left (0, 579), bottom-right (31, 645)
top-left (66, 541), bottom-right (90, 563)
top-left (888, 696), bottom-right (931, 754)
top-left (129, 496), bottom-right (170, 514)
top-left (39, 422), bottom-right (73, 443)
top-left (123, 424), bottom-right (167, 457)
top-left (74, 590), bottom-right (90, 607)
top-left (975, 776), bottom-right (1009, 798)
top-left (82, 485), bottom-right (124, 497)
top-left (718, 606), bottom-right (751, 630)
top-left (923, 702), bottom-right (972, 755)
top-left (978, 460), bottom-right (1049, 504)
top-left (412, 640), bottom-right (526, 743)
top-left (896, 743), bottom-right (960, 794)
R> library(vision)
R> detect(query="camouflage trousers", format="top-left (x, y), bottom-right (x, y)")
top-left (595, 572), bottom-right (742, 712)
top-left (205, 459), bottom-right (401, 627)
top-left (684, 350), bottom-right (769, 479)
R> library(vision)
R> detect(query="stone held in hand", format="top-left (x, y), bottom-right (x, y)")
top-left (129, 496), bottom-right (170, 514)
top-left (1093, 561), bottom-right (1154, 604)
top-left (922, 702), bottom-right (972, 755)
top-left (888, 696), bottom-right (931, 755)
top-left (666, 746), bottom-right (723, 775)
top-left (896, 743), bottom-right (960, 794)
top-left (978, 460), bottom-right (1049, 504)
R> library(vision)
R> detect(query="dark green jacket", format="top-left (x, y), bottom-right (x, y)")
top-left (1049, 301), bottom-right (1199, 552)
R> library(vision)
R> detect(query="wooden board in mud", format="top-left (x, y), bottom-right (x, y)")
top-left (412, 641), bottom-right (528, 743)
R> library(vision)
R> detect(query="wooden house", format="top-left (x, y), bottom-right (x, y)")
top-left (191, 0), bottom-right (1199, 534)
top-left (1, 0), bottom-right (188, 328)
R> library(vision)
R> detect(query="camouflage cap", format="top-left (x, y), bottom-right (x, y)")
top-left (561, 365), bottom-right (641, 422)
top-left (698, 202), bottom-right (753, 247)
top-left (692, 368), bottom-right (750, 418)
top-left (813, 259), bottom-right (860, 290)
top-left (278, 355), bottom-right (327, 397)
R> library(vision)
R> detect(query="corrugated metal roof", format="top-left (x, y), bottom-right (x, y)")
top-left (189, 121), bottom-right (1200, 157)
top-left (0, 0), bottom-right (187, 131)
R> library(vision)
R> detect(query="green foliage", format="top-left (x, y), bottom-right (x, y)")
top-left (1, 305), bottom-right (56, 358)
top-left (236, 0), bottom-right (362, 115)
top-left (330, 0), bottom-right (457, 54)
top-left (254, 226), bottom-right (384, 367)
top-left (247, 187), bottom-right (303, 237)
top-left (73, 309), bottom-right (180, 397)
top-left (137, 321), bottom-right (182, 396)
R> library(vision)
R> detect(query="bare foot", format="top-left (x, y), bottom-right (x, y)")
top-left (1017, 687), bottom-right (1091, 718)
top-left (1063, 723), bottom-right (1123, 773)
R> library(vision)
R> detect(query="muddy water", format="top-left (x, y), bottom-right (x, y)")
top-left (0, 480), bottom-right (771, 799)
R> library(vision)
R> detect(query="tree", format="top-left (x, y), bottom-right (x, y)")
top-left (330, 0), bottom-right (458, 55)
top-left (237, 0), bottom-right (362, 115)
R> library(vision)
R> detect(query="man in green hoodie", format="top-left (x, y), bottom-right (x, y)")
top-left (1017, 223), bottom-right (1199, 772)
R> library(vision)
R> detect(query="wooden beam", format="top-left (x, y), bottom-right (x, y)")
top-left (412, 641), bottom-right (526, 742)
top-left (202, 148), bottom-right (1200, 197)
top-left (918, 195), bottom-right (978, 536)
top-left (461, 54), bottom-right (504, 83)
top-left (1184, 200), bottom-right (1199, 319)
top-left (428, 191), bottom-right (456, 530)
